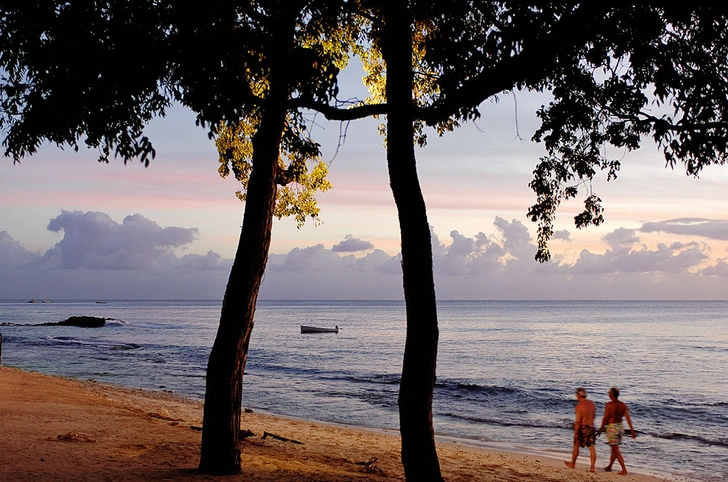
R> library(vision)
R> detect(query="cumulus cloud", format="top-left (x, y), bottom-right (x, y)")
top-left (355, 249), bottom-right (402, 275)
top-left (0, 211), bottom-right (232, 299)
top-left (552, 229), bottom-right (571, 241)
top-left (0, 231), bottom-right (42, 267)
top-left (46, 210), bottom-right (199, 269)
top-left (603, 228), bottom-right (641, 249)
top-left (570, 229), bottom-right (710, 274)
top-left (640, 218), bottom-right (728, 240)
top-left (429, 217), bottom-right (542, 276)
top-left (274, 244), bottom-right (350, 272)
top-left (331, 235), bottom-right (375, 253)
top-left (3, 210), bottom-right (728, 300)
top-left (699, 260), bottom-right (728, 277)
top-left (177, 251), bottom-right (229, 270)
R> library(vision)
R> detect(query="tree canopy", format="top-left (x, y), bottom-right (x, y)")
top-left (5, 3), bottom-right (728, 481)
top-left (528, 5), bottom-right (728, 261)
top-left (311, 4), bottom-right (728, 261)
top-left (0, 0), bottom-right (171, 163)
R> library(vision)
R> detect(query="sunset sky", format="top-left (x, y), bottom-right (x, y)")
top-left (3, 63), bottom-right (728, 300)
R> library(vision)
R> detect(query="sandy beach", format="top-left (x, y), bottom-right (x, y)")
top-left (0, 366), bottom-right (675, 481)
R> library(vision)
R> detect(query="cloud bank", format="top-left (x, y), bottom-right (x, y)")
top-left (640, 218), bottom-right (728, 240)
top-left (46, 210), bottom-right (199, 269)
top-left (1, 211), bottom-right (727, 300)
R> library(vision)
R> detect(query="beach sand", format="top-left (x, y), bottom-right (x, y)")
top-left (0, 366), bottom-right (673, 481)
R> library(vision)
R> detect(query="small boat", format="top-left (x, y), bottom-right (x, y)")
top-left (300, 325), bottom-right (339, 334)
top-left (95, 301), bottom-right (107, 304)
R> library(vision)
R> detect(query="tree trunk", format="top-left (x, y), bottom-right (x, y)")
top-left (198, 109), bottom-right (285, 474)
top-left (198, 10), bottom-right (295, 474)
top-left (381, 3), bottom-right (443, 481)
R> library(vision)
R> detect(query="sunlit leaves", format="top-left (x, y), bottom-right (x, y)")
top-left (215, 116), bottom-right (257, 193)
top-left (211, 1), bottom-right (361, 229)
top-left (216, 113), bottom-right (332, 227)
top-left (358, 42), bottom-right (387, 106)
top-left (274, 160), bottom-right (332, 227)
top-left (356, 16), bottom-right (452, 147)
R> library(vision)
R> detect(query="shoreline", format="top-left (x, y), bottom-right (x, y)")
top-left (0, 366), bottom-right (683, 481)
top-left (233, 398), bottom-right (686, 482)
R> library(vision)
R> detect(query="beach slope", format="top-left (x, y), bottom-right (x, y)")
top-left (0, 366), bottom-right (666, 481)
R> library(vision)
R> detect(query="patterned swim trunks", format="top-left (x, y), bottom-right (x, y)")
top-left (606, 423), bottom-right (624, 445)
top-left (576, 425), bottom-right (597, 448)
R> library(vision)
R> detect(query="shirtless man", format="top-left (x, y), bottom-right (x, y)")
top-left (564, 387), bottom-right (597, 472)
top-left (598, 387), bottom-right (637, 475)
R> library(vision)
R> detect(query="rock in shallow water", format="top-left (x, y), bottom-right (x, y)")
top-left (41, 316), bottom-right (106, 328)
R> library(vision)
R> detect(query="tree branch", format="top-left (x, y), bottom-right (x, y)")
top-left (420, 4), bottom-right (611, 125)
top-left (290, 99), bottom-right (387, 120)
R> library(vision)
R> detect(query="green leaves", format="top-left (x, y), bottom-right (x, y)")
top-left (216, 113), bottom-right (332, 228)
top-left (274, 160), bottom-right (332, 227)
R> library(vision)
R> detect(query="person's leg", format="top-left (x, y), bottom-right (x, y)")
top-left (564, 444), bottom-right (579, 468)
top-left (588, 445), bottom-right (596, 472)
top-left (605, 446), bottom-right (617, 471)
top-left (614, 446), bottom-right (627, 475)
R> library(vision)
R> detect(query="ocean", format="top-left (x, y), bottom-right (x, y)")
top-left (0, 299), bottom-right (725, 481)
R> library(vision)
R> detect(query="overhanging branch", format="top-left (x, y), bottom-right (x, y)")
top-left (290, 99), bottom-right (387, 120)
top-left (420, 4), bottom-right (611, 125)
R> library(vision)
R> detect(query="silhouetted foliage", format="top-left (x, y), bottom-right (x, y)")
top-left (5, 3), bottom-right (728, 481)
top-left (2, 0), bottom-right (358, 475)
top-left (307, 4), bottom-right (728, 478)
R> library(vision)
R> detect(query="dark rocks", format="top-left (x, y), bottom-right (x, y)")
top-left (41, 316), bottom-right (107, 328)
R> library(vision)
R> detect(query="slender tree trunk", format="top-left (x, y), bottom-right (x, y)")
top-left (381, 3), bottom-right (443, 481)
top-left (198, 10), bottom-right (296, 474)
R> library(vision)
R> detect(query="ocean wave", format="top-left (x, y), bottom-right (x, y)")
top-left (689, 345), bottom-right (728, 353)
top-left (347, 373), bottom-right (401, 385)
top-left (653, 432), bottom-right (728, 448)
top-left (658, 399), bottom-right (728, 422)
top-left (439, 411), bottom-right (569, 430)
top-left (322, 388), bottom-right (398, 409)
top-left (249, 362), bottom-right (403, 387)
top-left (432, 380), bottom-right (571, 411)
top-left (438, 381), bottom-right (518, 395)
top-left (435, 380), bottom-right (519, 397)
top-left (104, 318), bottom-right (128, 325)
top-left (665, 399), bottom-right (728, 409)
top-left (44, 336), bottom-right (139, 350)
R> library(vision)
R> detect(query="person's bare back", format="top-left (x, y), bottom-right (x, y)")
top-left (576, 397), bottom-right (596, 426)
top-left (603, 399), bottom-right (627, 424)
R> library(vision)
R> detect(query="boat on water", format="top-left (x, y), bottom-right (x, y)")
top-left (28, 299), bottom-right (53, 303)
top-left (300, 325), bottom-right (339, 334)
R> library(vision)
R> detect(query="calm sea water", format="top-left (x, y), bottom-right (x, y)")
top-left (0, 299), bottom-right (725, 481)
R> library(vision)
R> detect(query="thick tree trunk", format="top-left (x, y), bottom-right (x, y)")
top-left (381, 3), bottom-right (443, 481)
top-left (197, 114), bottom-right (282, 474)
top-left (197, 9), bottom-right (295, 474)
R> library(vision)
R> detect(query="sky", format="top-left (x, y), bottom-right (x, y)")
top-left (4, 64), bottom-right (728, 300)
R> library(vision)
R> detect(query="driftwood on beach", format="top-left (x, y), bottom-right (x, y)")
top-left (262, 431), bottom-right (303, 445)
